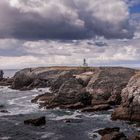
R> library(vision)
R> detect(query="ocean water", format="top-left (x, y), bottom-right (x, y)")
top-left (0, 70), bottom-right (139, 140)
top-left (3, 69), bottom-right (19, 78)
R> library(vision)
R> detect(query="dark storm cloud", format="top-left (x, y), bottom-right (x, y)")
top-left (0, 0), bottom-right (134, 40)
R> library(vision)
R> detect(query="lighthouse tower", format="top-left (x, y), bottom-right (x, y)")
top-left (83, 58), bottom-right (88, 67)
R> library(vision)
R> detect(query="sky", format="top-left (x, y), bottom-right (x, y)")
top-left (0, 0), bottom-right (140, 69)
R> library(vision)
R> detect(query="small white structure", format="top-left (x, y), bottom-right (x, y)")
top-left (83, 58), bottom-right (88, 67)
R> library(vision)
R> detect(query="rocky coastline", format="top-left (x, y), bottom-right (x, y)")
top-left (1, 66), bottom-right (140, 140)
top-left (7, 66), bottom-right (140, 121)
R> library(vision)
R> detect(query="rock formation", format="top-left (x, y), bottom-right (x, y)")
top-left (11, 66), bottom-right (140, 121)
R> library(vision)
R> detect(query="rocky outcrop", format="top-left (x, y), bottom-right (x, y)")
top-left (11, 67), bottom-right (87, 90)
top-left (11, 67), bottom-right (137, 113)
top-left (34, 78), bottom-right (92, 109)
top-left (112, 72), bottom-right (140, 121)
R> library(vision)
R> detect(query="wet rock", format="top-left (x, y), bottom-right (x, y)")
top-left (0, 110), bottom-right (9, 113)
top-left (0, 105), bottom-right (4, 108)
top-left (24, 116), bottom-right (46, 126)
top-left (81, 104), bottom-right (111, 112)
top-left (112, 72), bottom-right (140, 121)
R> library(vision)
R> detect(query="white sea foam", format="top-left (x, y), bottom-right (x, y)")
top-left (87, 128), bottom-right (102, 140)
top-left (0, 137), bottom-right (11, 140)
top-left (41, 132), bottom-right (55, 139)
top-left (50, 110), bottom-right (81, 120)
top-left (0, 86), bottom-right (50, 116)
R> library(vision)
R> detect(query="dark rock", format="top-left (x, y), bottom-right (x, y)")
top-left (0, 105), bottom-right (4, 108)
top-left (24, 116), bottom-right (46, 126)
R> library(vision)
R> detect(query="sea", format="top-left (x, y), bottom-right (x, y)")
top-left (0, 69), bottom-right (139, 140)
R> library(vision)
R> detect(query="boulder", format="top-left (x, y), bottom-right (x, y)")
top-left (112, 72), bottom-right (140, 121)
top-left (12, 68), bottom-right (34, 90)
top-left (24, 116), bottom-right (46, 126)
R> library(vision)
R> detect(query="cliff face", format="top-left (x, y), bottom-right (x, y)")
top-left (11, 66), bottom-right (140, 121)
top-left (112, 72), bottom-right (140, 121)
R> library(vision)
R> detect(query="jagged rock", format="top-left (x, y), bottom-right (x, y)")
top-left (47, 78), bottom-right (92, 108)
top-left (112, 72), bottom-right (140, 121)
top-left (81, 104), bottom-right (111, 112)
top-left (24, 116), bottom-right (46, 126)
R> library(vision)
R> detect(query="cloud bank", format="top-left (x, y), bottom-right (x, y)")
top-left (0, 0), bottom-right (134, 40)
top-left (0, 38), bottom-right (140, 69)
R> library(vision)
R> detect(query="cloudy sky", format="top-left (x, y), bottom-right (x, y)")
top-left (0, 0), bottom-right (140, 69)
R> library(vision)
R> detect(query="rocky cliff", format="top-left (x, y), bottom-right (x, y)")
top-left (112, 71), bottom-right (140, 121)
